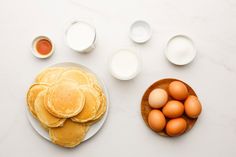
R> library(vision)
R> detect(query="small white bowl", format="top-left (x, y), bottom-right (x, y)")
top-left (65, 21), bottom-right (96, 53)
top-left (31, 36), bottom-right (54, 59)
top-left (129, 20), bottom-right (152, 44)
top-left (165, 35), bottom-right (197, 65)
top-left (109, 49), bottom-right (141, 80)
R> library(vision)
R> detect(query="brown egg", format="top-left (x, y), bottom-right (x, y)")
top-left (184, 95), bottom-right (202, 118)
top-left (148, 110), bottom-right (166, 132)
top-left (166, 118), bottom-right (187, 137)
top-left (162, 100), bottom-right (184, 118)
top-left (148, 88), bottom-right (168, 109)
top-left (168, 81), bottom-right (188, 100)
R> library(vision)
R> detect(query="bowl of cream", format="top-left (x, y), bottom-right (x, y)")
top-left (109, 49), bottom-right (141, 80)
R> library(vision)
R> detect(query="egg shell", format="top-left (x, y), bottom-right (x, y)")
top-left (148, 88), bottom-right (168, 109)
top-left (162, 100), bottom-right (184, 118)
top-left (184, 95), bottom-right (202, 118)
top-left (148, 110), bottom-right (166, 132)
top-left (168, 81), bottom-right (188, 100)
top-left (166, 118), bottom-right (187, 137)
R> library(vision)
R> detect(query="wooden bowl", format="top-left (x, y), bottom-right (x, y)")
top-left (141, 78), bottom-right (198, 137)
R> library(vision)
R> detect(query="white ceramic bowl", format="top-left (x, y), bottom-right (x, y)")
top-left (129, 20), bottom-right (152, 44)
top-left (31, 36), bottom-right (54, 59)
top-left (165, 35), bottom-right (197, 65)
top-left (109, 49), bottom-right (141, 80)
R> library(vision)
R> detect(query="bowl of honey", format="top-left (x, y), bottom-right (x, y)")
top-left (31, 36), bottom-right (54, 59)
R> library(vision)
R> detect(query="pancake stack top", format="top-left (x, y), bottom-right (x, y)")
top-left (27, 67), bottom-right (107, 148)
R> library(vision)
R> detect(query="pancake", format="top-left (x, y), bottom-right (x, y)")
top-left (27, 65), bottom-right (108, 147)
top-left (71, 85), bottom-right (100, 123)
top-left (86, 72), bottom-right (103, 93)
top-left (93, 93), bottom-right (107, 121)
top-left (34, 91), bottom-right (66, 127)
top-left (35, 67), bottom-right (66, 84)
top-left (59, 68), bottom-right (90, 85)
top-left (45, 79), bottom-right (85, 118)
top-left (86, 94), bottom-right (107, 125)
top-left (27, 84), bottom-right (48, 118)
top-left (40, 122), bottom-right (49, 131)
top-left (49, 119), bottom-right (89, 148)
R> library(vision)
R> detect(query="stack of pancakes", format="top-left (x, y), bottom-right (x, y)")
top-left (26, 67), bottom-right (107, 148)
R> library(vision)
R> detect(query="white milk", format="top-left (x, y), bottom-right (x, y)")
top-left (66, 21), bottom-right (96, 53)
top-left (110, 50), bottom-right (140, 80)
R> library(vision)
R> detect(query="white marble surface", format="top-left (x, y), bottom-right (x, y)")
top-left (0, 0), bottom-right (236, 156)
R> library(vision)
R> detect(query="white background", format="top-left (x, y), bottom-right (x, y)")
top-left (0, 0), bottom-right (236, 156)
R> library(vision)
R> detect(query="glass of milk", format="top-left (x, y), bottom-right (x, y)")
top-left (65, 21), bottom-right (96, 53)
top-left (109, 49), bottom-right (141, 80)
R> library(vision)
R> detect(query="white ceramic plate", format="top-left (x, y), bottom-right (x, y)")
top-left (27, 62), bottom-right (109, 142)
